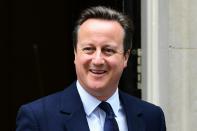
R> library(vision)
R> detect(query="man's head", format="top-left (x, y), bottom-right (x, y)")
top-left (73, 6), bottom-right (134, 54)
top-left (73, 6), bottom-right (134, 100)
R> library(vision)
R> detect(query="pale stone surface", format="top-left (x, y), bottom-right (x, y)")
top-left (141, 0), bottom-right (197, 130)
top-left (169, 0), bottom-right (189, 48)
top-left (167, 1), bottom-right (197, 130)
top-left (188, 50), bottom-right (197, 130)
top-left (189, 0), bottom-right (197, 48)
top-left (168, 49), bottom-right (197, 131)
top-left (169, 0), bottom-right (197, 49)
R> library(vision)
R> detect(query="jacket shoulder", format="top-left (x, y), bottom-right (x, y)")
top-left (120, 91), bottom-right (166, 130)
top-left (120, 91), bottom-right (163, 112)
top-left (21, 82), bottom-right (77, 111)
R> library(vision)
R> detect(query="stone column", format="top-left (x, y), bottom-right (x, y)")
top-left (141, 0), bottom-right (197, 130)
top-left (168, 0), bottom-right (197, 130)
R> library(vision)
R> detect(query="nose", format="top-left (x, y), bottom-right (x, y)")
top-left (92, 50), bottom-right (105, 65)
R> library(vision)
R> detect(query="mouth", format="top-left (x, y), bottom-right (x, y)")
top-left (89, 69), bottom-right (107, 75)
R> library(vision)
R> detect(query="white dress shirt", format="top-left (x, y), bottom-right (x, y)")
top-left (76, 81), bottom-right (128, 131)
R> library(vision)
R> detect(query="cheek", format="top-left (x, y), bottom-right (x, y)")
top-left (105, 59), bottom-right (124, 73)
top-left (75, 54), bottom-right (91, 68)
top-left (108, 56), bottom-right (126, 67)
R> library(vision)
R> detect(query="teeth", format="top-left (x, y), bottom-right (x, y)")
top-left (90, 70), bottom-right (106, 74)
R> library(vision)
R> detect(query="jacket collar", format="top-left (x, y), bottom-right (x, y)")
top-left (119, 91), bottom-right (146, 131)
top-left (59, 82), bottom-right (146, 131)
top-left (59, 82), bottom-right (90, 131)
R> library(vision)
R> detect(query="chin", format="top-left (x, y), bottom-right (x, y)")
top-left (86, 84), bottom-right (106, 93)
top-left (88, 80), bottom-right (106, 87)
top-left (88, 84), bottom-right (105, 90)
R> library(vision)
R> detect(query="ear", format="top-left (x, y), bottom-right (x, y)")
top-left (74, 48), bottom-right (77, 64)
top-left (74, 48), bottom-right (77, 55)
top-left (123, 49), bottom-right (130, 68)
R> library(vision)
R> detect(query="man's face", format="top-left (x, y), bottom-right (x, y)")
top-left (74, 19), bottom-right (129, 100)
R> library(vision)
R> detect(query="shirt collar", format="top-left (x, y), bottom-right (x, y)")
top-left (76, 81), bottom-right (100, 116)
top-left (106, 88), bottom-right (120, 116)
top-left (76, 81), bottom-right (121, 116)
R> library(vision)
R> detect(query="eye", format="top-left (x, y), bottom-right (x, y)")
top-left (102, 48), bottom-right (116, 56)
top-left (82, 47), bottom-right (95, 54)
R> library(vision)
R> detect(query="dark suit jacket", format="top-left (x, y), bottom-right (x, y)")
top-left (16, 82), bottom-right (166, 131)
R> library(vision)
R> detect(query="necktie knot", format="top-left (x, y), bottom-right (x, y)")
top-left (99, 102), bottom-right (115, 119)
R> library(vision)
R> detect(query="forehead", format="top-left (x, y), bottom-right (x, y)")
top-left (80, 19), bottom-right (123, 33)
top-left (81, 18), bottom-right (122, 27)
top-left (77, 19), bottom-right (124, 43)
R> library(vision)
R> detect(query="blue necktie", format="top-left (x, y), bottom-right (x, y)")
top-left (99, 101), bottom-right (119, 131)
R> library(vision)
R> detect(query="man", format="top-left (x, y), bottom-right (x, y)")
top-left (16, 6), bottom-right (166, 131)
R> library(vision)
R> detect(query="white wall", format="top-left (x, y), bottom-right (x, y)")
top-left (141, 0), bottom-right (197, 130)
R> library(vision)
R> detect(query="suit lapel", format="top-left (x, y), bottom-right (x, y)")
top-left (59, 82), bottom-right (90, 131)
top-left (58, 82), bottom-right (146, 131)
top-left (63, 108), bottom-right (90, 131)
top-left (119, 91), bottom-right (146, 131)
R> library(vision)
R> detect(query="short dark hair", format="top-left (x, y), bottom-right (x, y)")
top-left (73, 6), bottom-right (134, 53)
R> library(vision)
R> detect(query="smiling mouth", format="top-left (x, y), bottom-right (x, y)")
top-left (89, 69), bottom-right (107, 75)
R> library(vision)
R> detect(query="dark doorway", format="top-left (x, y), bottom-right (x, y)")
top-left (10, 0), bottom-right (141, 130)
